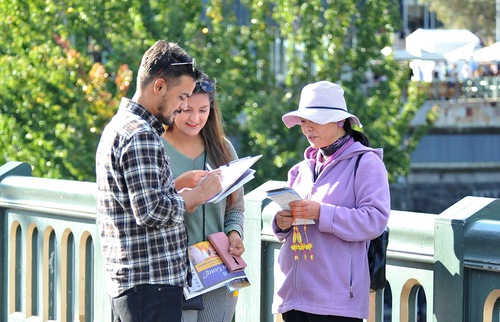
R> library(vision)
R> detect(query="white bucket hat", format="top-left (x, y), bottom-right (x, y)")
top-left (282, 81), bottom-right (362, 128)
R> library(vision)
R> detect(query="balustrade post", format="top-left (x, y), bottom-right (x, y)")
top-left (0, 162), bottom-right (32, 321)
top-left (433, 196), bottom-right (497, 322)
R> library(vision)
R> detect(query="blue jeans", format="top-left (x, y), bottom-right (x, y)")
top-left (111, 284), bottom-right (183, 322)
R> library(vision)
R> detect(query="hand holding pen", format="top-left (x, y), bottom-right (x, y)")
top-left (173, 161), bottom-right (210, 191)
top-left (205, 162), bottom-right (223, 183)
top-left (174, 163), bottom-right (221, 191)
top-left (177, 164), bottom-right (222, 212)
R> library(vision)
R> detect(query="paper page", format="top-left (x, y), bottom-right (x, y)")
top-left (207, 155), bottom-right (262, 203)
top-left (266, 187), bottom-right (301, 211)
top-left (207, 169), bottom-right (255, 203)
top-left (266, 187), bottom-right (315, 225)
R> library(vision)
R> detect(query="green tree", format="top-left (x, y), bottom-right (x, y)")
top-left (0, 0), bottom-right (132, 180)
top-left (230, 0), bottom-right (436, 185)
top-left (0, 0), bottom-right (436, 187)
top-left (418, 0), bottom-right (496, 44)
top-left (177, 0), bottom-right (436, 186)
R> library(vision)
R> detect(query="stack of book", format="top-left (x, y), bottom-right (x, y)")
top-left (184, 233), bottom-right (250, 300)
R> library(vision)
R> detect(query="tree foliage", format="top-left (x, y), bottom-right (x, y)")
top-left (232, 0), bottom-right (436, 186)
top-left (0, 0), bottom-right (436, 187)
top-left (0, 0), bottom-right (132, 180)
top-left (418, 0), bottom-right (496, 44)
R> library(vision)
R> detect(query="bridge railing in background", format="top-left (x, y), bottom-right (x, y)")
top-left (2, 162), bottom-right (500, 322)
top-left (426, 76), bottom-right (500, 101)
top-left (0, 162), bottom-right (110, 322)
top-left (238, 180), bottom-right (500, 322)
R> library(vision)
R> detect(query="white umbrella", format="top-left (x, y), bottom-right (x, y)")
top-left (472, 42), bottom-right (500, 62)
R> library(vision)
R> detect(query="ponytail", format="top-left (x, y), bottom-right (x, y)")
top-left (344, 120), bottom-right (370, 147)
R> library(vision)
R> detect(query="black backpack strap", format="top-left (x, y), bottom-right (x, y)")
top-left (353, 153), bottom-right (364, 180)
top-left (353, 153), bottom-right (364, 205)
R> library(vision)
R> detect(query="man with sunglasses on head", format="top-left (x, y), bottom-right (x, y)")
top-left (162, 73), bottom-right (246, 322)
top-left (96, 40), bottom-right (222, 322)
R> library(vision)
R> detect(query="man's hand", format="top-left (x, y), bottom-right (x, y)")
top-left (196, 170), bottom-right (222, 200)
top-left (179, 170), bottom-right (222, 212)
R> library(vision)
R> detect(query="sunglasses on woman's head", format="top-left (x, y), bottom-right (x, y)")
top-left (157, 58), bottom-right (196, 75)
top-left (198, 79), bottom-right (216, 93)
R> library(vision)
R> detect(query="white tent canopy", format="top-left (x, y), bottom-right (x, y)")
top-left (389, 48), bottom-right (444, 61)
top-left (443, 43), bottom-right (476, 62)
top-left (392, 48), bottom-right (419, 60)
top-left (472, 42), bottom-right (500, 62)
top-left (406, 29), bottom-right (481, 57)
top-left (419, 50), bottom-right (445, 61)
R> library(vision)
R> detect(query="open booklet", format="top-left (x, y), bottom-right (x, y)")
top-left (207, 155), bottom-right (262, 203)
top-left (184, 241), bottom-right (250, 300)
top-left (265, 187), bottom-right (315, 225)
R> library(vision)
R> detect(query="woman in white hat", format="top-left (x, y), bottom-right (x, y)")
top-left (271, 81), bottom-right (391, 321)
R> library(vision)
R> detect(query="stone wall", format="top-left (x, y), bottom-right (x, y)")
top-left (399, 98), bottom-right (500, 213)
top-left (390, 181), bottom-right (500, 214)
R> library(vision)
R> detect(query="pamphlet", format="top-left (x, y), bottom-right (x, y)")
top-left (207, 155), bottom-right (262, 203)
top-left (266, 187), bottom-right (315, 225)
top-left (184, 241), bottom-right (250, 300)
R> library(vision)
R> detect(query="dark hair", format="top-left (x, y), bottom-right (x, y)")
top-left (137, 40), bottom-right (201, 89)
top-left (195, 77), bottom-right (238, 205)
top-left (165, 74), bottom-right (238, 205)
top-left (343, 120), bottom-right (370, 147)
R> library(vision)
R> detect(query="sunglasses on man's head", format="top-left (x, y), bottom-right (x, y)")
top-left (157, 58), bottom-right (196, 75)
top-left (197, 79), bottom-right (216, 93)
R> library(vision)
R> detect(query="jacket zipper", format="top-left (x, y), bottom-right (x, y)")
top-left (349, 252), bottom-right (354, 298)
top-left (293, 259), bottom-right (299, 305)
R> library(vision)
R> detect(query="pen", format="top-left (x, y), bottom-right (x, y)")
top-left (205, 162), bottom-right (213, 171)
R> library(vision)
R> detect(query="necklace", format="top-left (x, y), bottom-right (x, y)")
top-left (168, 130), bottom-right (206, 158)
top-left (168, 130), bottom-right (177, 149)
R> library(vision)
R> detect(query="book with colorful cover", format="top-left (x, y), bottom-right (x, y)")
top-left (184, 241), bottom-right (250, 300)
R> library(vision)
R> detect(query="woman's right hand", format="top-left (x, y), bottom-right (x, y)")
top-left (175, 170), bottom-right (209, 190)
top-left (276, 210), bottom-right (294, 231)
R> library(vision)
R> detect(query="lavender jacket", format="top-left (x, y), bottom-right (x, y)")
top-left (271, 141), bottom-right (391, 319)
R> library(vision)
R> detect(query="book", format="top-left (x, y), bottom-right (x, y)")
top-left (265, 187), bottom-right (315, 225)
top-left (184, 241), bottom-right (250, 300)
top-left (207, 155), bottom-right (262, 203)
top-left (208, 232), bottom-right (247, 273)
